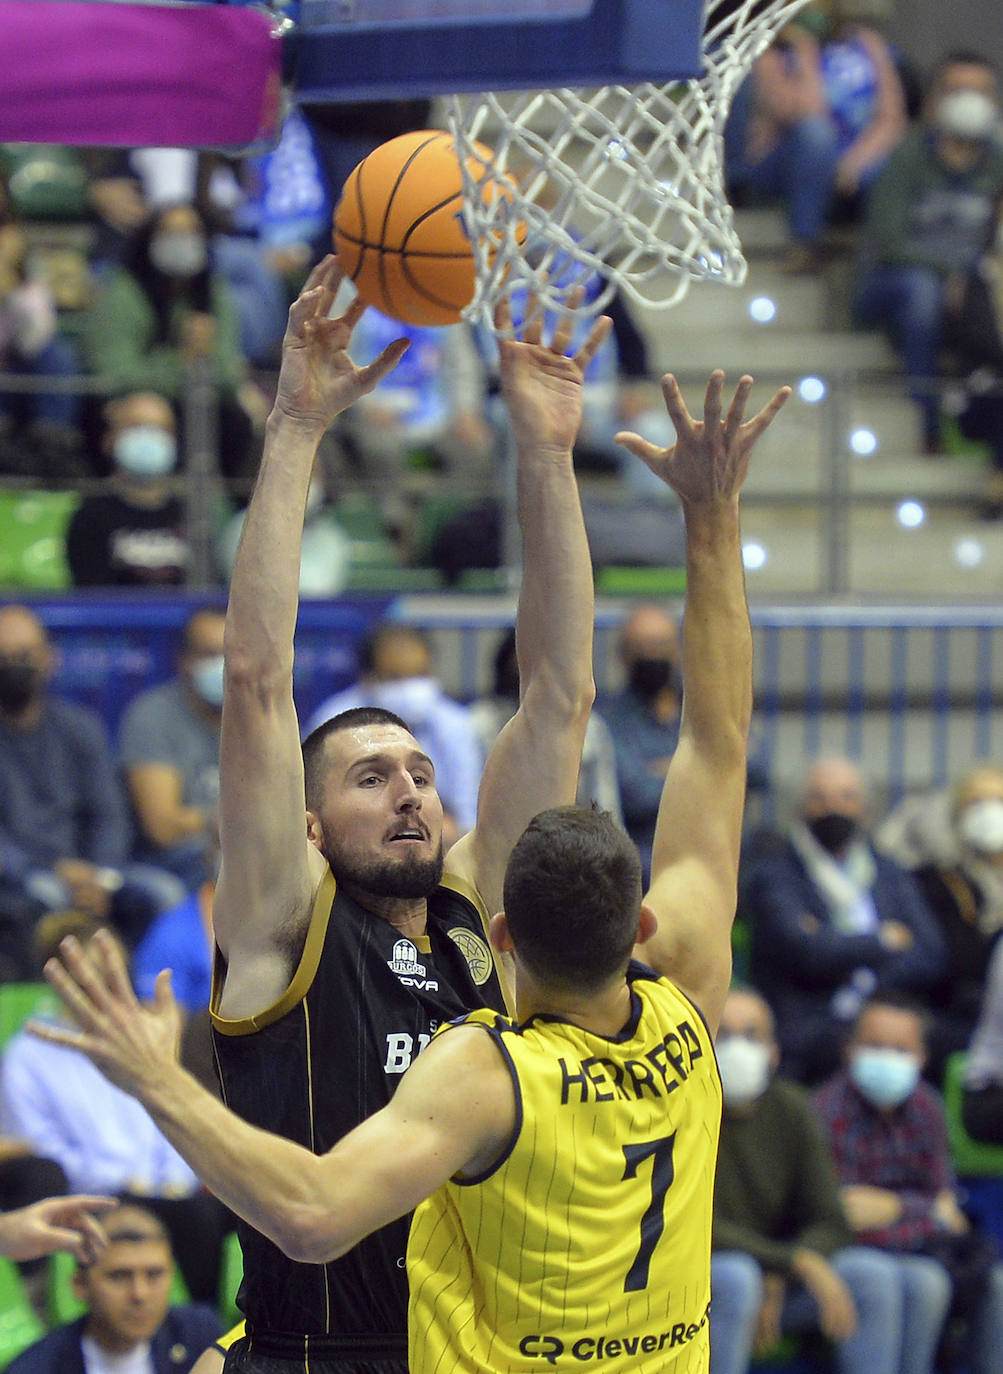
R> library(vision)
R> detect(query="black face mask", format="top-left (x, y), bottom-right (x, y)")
top-left (807, 812), bottom-right (857, 853)
top-left (628, 657), bottom-right (678, 701)
top-left (0, 661), bottom-right (42, 715)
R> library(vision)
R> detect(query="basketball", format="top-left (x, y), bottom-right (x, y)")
top-left (332, 129), bottom-right (518, 328)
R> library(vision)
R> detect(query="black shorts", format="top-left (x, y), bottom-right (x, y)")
top-left (223, 1332), bottom-right (408, 1374)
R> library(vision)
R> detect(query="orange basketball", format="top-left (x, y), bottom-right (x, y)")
top-left (333, 129), bottom-right (518, 328)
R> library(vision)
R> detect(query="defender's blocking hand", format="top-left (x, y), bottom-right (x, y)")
top-left (615, 370), bottom-right (791, 504)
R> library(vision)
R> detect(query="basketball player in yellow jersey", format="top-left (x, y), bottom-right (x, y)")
top-left (36, 366), bottom-right (791, 1373)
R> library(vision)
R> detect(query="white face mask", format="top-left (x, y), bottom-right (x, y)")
top-left (936, 89), bottom-right (998, 141)
top-left (369, 676), bottom-right (439, 727)
top-left (112, 424), bottom-right (177, 480)
top-left (959, 798), bottom-right (1003, 855)
top-left (149, 231), bottom-right (209, 278)
top-left (716, 1035), bottom-right (772, 1107)
top-left (850, 1046), bottom-right (920, 1109)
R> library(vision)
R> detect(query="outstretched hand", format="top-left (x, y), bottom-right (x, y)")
top-left (615, 370), bottom-right (791, 505)
top-left (495, 292), bottom-right (613, 455)
top-left (272, 255), bottom-right (410, 432)
top-left (0, 1195), bottom-right (116, 1265)
top-left (31, 930), bottom-right (183, 1102)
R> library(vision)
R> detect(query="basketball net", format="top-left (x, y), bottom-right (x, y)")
top-left (448, 0), bottom-right (812, 333)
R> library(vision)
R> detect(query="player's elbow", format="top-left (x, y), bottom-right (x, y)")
top-left (272, 1203), bottom-right (349, 1266)
top-left (522, 666), bottom-right (596, 732)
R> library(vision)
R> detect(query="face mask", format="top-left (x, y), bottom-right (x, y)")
top-left (850, 1046), bottom-right (920, 1109)
top-left (370, 676), bottom-right (439, 727)
top-left (112, 425), bottom-right (177, 480)
top-left (149, 232), bottom-right (209, 278)
top-left (807, 812), bottom-right (857, 853)
top-left (716, 1035), bottom-right (772, 1107)
top-left (936, 89), bottom-right (998, 141)
top-left (0, 661), bottom-right (42, 714)
top-left (959, 798), bottom-right (1003, 855)
top-left (628, 657), bottom-right (678, 701)
top-left (190, 654), bottom-right (225, 708)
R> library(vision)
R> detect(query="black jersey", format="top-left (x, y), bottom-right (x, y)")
top-left (210, 866), bottom-right (508, 1357)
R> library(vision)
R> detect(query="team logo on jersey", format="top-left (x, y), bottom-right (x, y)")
top-left (448, 926), bottom-right (493, 985)
top-left (388, 939), bottom-right (426, 977)
top-left (387, 939), bottom-right (439, 991)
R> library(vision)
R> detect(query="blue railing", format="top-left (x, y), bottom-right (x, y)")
top-left (12, 594), bottom-right (1003, 820)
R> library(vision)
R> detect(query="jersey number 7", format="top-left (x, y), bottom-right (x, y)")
top-left (621, 1133), bottom-right (676, 1292)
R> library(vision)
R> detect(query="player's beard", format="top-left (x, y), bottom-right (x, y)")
top-left (320, 835), bottom-right (445, 899)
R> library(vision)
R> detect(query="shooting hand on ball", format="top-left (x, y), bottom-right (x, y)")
top-left (272, 255), bottom-right (409, 434)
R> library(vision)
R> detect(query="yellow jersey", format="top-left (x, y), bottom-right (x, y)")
top-left (407, 963), bottom-right (721, 1374)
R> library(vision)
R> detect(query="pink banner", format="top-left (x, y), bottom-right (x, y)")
top-left (0, 1), bottom-right (282, 147)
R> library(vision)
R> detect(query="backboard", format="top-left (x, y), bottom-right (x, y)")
top-left (290, 0), bottom-right (705, 104)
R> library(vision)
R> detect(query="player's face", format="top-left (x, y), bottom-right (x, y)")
top-left (77, 1239), bottom-right (173, 1352)
top-left (311, 723), bottom-right (445, 898)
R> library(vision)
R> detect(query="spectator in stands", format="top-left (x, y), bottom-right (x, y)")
top-left (118, 607), bottom-right (224, 894)
top-left (0, 603), bottom-right (178, 959)
top-left (816, 992), bottom-right (1003, 1374)
top-left (0, 177), bottom-right (84, 478)
top-left (216, 455), bottom-right (350, 598)
top-left (304, 623), bottom-right (483, 834)
top-left (5, 1202), bottom-right (220, 1374)
top-left (1, 915), bottom-right (231, 1304)
top-left (332, 303), bottom-right (493, 537)
top-left (81, 201), bottom-right (262, 482)
top-left (724, 0), bottom-right (906, 275)
top-left (598, 603), bottom-right (683, 882)
top-left (711, 986), bottom-right (949, 1374)
top-left (877, 763), bottom-right (1003, 1079)
top-left (65, 391), bottom-right (196, 587)
top-left (84, 145), bottom-right (292, 368)
top-left (469, 627), bottom-right (623, 824)
top-left (744, 755), bottom-right (946, 1082)
top-left (962, 936), bottom-right (1003, 1145)
top-left (945, 189), bottom-right (1003, 518)
top-left (854, 51), bottom-right (1003, 453)
top-left (131, 831), bottom-right (217, 1018)
top-left (599, 603), bottom-right (770, 883)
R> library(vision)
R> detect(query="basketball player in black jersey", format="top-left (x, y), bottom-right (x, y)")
top-left (198, 257), bottom-right (610, 1374)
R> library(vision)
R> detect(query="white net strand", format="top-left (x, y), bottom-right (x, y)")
top-left (448, 0), bottom-right (812, 332)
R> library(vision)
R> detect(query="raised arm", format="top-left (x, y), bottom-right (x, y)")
top-left (446, 301), bottom-right (611, 914)
top-left (616, 373), bottom-right (791, 1033)
top-left (36, 933), bottom-right (512, 1266)
top-left (213, 258), bottom-right (407, 1014)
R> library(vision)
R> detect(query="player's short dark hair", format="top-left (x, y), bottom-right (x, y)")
top-left (503, 807), bottom-right (643, 992)
top-left (302, 707), bottom-right (412, 810)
